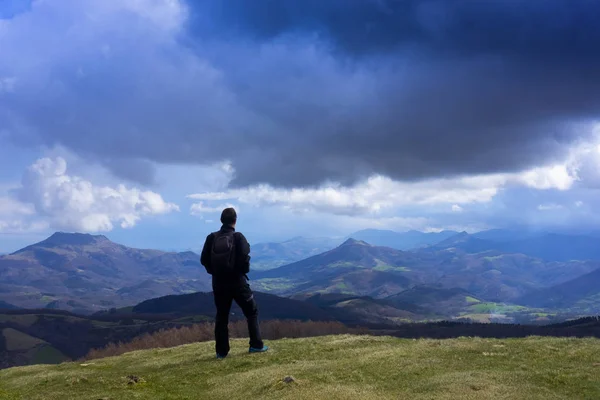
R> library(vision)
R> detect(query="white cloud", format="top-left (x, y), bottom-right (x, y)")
top-left (0, 196), bottom-right (34, 216)
top-left (451, 204), bottom-right (463, 213)
top-left (0, 194), bottom-right (41, 234)
top-left (187, 166), bottom-right (576, 217)
top-left (190, 202), bottom-right (237, 216)
top-left (185, 135), bottom-right (600, 218)
top-left (188, 175), bottom-right (499, 216)
top-left (514, 164), bottom-right (576, 191)
top-left (118, 0), bottom-right (187, 32)
top-left (16, 157), bottom-right (179, 232)
top-left (0, 219), bottom-right (48, 234)
top-left (537, 203), bottom-right (564, 211)
top-left (566, 133), bottom-right (600, 188)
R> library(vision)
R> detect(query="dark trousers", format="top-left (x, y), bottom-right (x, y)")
top-left (213, 284), bottom-right (264, 356)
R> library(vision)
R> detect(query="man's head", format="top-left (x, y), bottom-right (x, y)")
top-left (220, 207), bottom-right (237, 226)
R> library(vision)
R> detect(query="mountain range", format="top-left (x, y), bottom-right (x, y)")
top-left (251, 237), bottom-right (599, 303)
top-left (181, 228), bottom-right (600, 271)
top-left (518, 268), bottom-right (600, 312)
top-left (347, 229), bottom-right (459, 250)
top-left (0, 232), bottom-right (211, 313)
top-left (2, 230), bottom-right (600, 317)
top-left (430, 231), bottom-right (600, 262)
top-left (250, 236), bottom-right (342, 270)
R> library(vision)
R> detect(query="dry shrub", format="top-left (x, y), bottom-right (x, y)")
top-left (85, 320), bottom-right (363, 361)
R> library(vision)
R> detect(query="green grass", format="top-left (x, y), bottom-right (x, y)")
top-left (482, 255), bottom-right (505, 261)
top-left (332, 281), bottom-right (349, 291)
top-left (469, 303), bottom-right (529, 314)
top-left (28, 345), bottom-right (69, 365)
top-left (469, 303), bottom-right (500, 313)
top-left (40, 295), bottom-right (55, 303)
top-left (372, 265), bottom-right (411, 272)
top-left (2, 328), bottom-right (45, 351)
top-left (328, 262), bottom-right (362, 269)
top-left (1, 335), bottom-right (599, 400)
top-left (252, 278), bottom-right (296, 292)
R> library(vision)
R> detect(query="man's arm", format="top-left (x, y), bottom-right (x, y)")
top-left (235, 232), bottom-right (251, 274)
top-left (200, 233), bottom-right (214, 275)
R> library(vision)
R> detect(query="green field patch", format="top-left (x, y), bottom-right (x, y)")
top-left (252, 278), bottom-right (296, 292)
top-left (531, 312), bottom-right (549, 317)
top-left (2, 328), bottom-right (46, 351)
top-left (28, 345), bottom-right (70, 365)
top-left (465, 296), bottom-right (481, 304)
top-left (372, 265), bottom-right (410, 272)
top-left (469, 302), bottom-right (529, 314)
top-left (40, 295), bottom-right (56, 303)
top-left (469, 302), bottom-right (499, 313)
top-left (328, 261), bottom-right (362, 269)
top-left (482, 255), bottom-right (505, 261)
top-left (332, 281), bottom-right (350, 291)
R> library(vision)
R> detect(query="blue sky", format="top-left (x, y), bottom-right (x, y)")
top-left (1, 0), bottom-right (600, 252)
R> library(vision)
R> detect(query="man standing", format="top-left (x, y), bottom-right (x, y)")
top-left (200, 207), bottom-right (269, 359)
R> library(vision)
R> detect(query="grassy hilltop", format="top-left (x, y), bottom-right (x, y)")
top-left (1, 335), bottom-right (599, 400)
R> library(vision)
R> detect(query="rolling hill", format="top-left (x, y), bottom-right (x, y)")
top-left (293, 293), bottom-right (426, 326)
top-left (250, 236), bottom-right (342, 270)
top-left (0, 327), bottom-right (69, 369)
top-left (517, 267), bottom-right (600, 312)
top-left (432, 231), bottom-right (600, 262)
top-left (252, 238), bottom-right (426, 298)
top-left (0, 232), bottom-right (211, 312)
top-left (0, 301), bottom-right (18, 310)
top-left (2, 231), bottom-right (599, 322)
top-left (0, 290), bottom-right (340, 369)
top-left (385, 285), bottom-right (479, 317)
top-left (131, 291), bottom-right (335, 322)
top-left (1, 335), bottom-right (599, 399)
top-left (348, 229), bottom-right (458, 250)
top-left (252, 238), bottom-right (599, 303)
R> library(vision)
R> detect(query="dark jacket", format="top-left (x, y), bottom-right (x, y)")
top-left (200, 224), bottom-right (251, 288)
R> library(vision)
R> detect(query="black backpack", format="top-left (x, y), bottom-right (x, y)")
top-left (210, 231), bottom-right (237, 275)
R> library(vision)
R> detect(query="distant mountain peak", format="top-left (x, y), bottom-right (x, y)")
top-left (340, 238), bottom-right (371, 247)
top-left (42, 232), bottom-right (110, 246)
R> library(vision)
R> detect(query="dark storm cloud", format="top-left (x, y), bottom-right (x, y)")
top-left (196, 0), bottom-right (600, 61)
top-left (2, 0), bottom-right (600, 187)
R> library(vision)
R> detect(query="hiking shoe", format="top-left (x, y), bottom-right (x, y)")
top-left (216, 353), bottom-right (227, 360)
top-left (249, 345), bottom-right (269, 354)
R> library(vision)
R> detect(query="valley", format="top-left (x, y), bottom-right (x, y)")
top-left (2, 230), bottom-right (600, 320)
top-left (1, 229), bottom-right (600, 369)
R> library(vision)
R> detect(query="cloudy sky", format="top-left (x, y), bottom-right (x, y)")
top-left (2, 0), bottom-right (600, 252)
